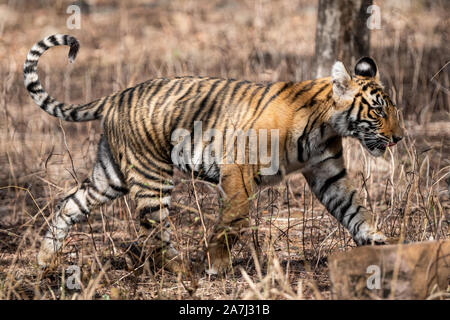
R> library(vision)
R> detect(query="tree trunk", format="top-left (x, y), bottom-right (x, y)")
top-left (314, 0), bottom-right (373, 78)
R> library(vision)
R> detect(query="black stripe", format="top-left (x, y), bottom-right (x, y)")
top-left (318, 149), bottom-right (343, 164)
top-left (179, 80), bottom-right (208, 129)
top-left (295, 82), bottom-right (329, 111)
top-left (93, 97), bottom-right (109, 118)
top-left (296, 114), bottom-right (314, 162)
top-left (254, 84), bottom-right (272, 112)
top-left (144, 78), bottom-right (168, 108)
top-left (98, 156), bottom-right (120, 183)
top-left (345, 206), bottom-right (363, 225)
top-left (85, 193), bottom-right (95, 207)
top-left (29, 49), bottom-right (41, 57)
top-left (71, 195), bottom-right (89, 216)
top-left (130, 162), bottom-right (169, 184)
top-left (249, 82), bottom-right (293, 128)
top-left (117, 87), bottom-right (134, 110)
top-left (135, 193), bottom-right (168, 200)
top-left (23, 65), bottom-right (36, 74)
top-left (170, 82), bottom-right (197, 127)
top-left (61, 212), bottom-right (77, 226)
top-left (140, 206), bottom-right (164, 217)
top-left (297, 138), bottom-right (304, 162)
top-left (307, 105), bottom-right (331, 135)
top-left (356, 99), bottom-right (364, 121)
top-left (52, 104), bottom-right (62, 117)
top-left (109, 184), bottom-right (129, 194)
top-left (69, 108), bottom-right (79, 121)
top-left (329, 196), bottom-right (345, 214)
top-left (345, 100), bottom-right (356, 121)
top-left (26, 80), bottom-right (40, 93)
top-left (142, 80), bottom-right (173, 158)
top-left (320, 135), bottom-right (340, 150)
top-left (37, 40), bottom-right (49, 51)
top-left (202, 80), bottom-right (231, 122)
top-left (160, 79), bottom-right (181, 103)
top-left (229, 80), bottom-right (250, 105)
top-left (131, 149), bottom-right (173, 177)
top-left (55, 103), bottom-right (65, 117)
top-left (130, 179), bottom-right (171, 192)
top-left (41, 95), bottom-right (51, 109)
top-left (319, 169), bottom-right (347, 199)
top-left (291, 81), bottom-right (315, 103)
top-left (190, 79), bottom-right (222, 123)
top-left (338, 190), bottom-right (356, 222)
top-left (161, 80), bottom-right (186, 140)
top-left (88, 186), bottom-right (115, 201)
top-left (320, 123), bottom-right (326, 137)
top-left (325, 195), bottom-right (337, 208)
top-left (208, 80), bottom-right (239, 129)
top-left (361, 97), bottom-right (371, 107)
top-left (353, 220), bottom-right (365, 235)
top-left (48, 35), bottom-right (58, 46)
top-left (235, 83), bottom-right (252, 105)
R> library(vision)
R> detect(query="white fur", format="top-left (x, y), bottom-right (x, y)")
top-left (331, 61), bottom-right (355, 106)
top-left (356, 61), bottom-right (372, 73)
top-left (331, 61), bottom-right (351, 85)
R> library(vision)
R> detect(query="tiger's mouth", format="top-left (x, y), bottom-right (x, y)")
top-left (363, 139), bottom-right (399, 157)
top-left (360, 136), bottom-right (390, 157)
top-left (387, 142), bottom-right (397, 147)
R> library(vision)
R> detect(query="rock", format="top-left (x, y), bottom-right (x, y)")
top-left (328, 240), bottom-right (450, 299)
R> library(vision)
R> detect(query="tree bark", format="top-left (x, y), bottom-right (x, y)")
top-left (314, 0), bottom-right (373, 78)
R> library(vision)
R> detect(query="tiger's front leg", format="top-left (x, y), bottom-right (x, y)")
top-left (302, 145), bottom-right (386, 246)
top-left (206, 164), bottom-right (253, 275)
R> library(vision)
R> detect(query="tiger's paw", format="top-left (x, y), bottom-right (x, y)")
top-left (354, 224), bottom-right (387, 246)
top-left (123, 240), bottom-right (184, 274)
top-left (157, 245), bottom-right (185, 274)
top-left (37, 249), bottom-right (54, 269)
top-left (37, 239), bottom-right (59, 270)
top-left (205, 244), bottom-right (231, 276)
top-left (205, 258), bottom-right (229, 276)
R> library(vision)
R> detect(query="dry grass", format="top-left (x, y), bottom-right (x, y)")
top-left (0, 0), bottom-right (448, 300)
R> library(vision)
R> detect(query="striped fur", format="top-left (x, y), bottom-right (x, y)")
top-left (25, 35), bottom-right (403, 274)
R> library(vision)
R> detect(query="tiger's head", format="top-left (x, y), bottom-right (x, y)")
top-left (330, 57), bottom-right (404, 157)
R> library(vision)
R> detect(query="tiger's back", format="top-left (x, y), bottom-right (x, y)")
top-left (103, 76), bottom-right (298, 184)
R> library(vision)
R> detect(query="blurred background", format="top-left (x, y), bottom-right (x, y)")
top-left (0, 0), bottom-right (448, 299)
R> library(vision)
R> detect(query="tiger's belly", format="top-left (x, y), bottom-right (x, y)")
top-left (173, 156), bottom-right (221, 183)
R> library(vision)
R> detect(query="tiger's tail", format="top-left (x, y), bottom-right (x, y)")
top-left (24, 34), bottom-right (105, 122)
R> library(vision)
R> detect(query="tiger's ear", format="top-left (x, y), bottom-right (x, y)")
top-left (354, 56), bottom-right (379, 80)
top-left (331, 61), bottom-right (352, 98)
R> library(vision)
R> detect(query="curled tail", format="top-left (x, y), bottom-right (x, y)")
top-left (24, 34), bottom-right (105, 122)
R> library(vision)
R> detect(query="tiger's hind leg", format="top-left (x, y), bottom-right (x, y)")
top-left (126, 163), bottom-right (183, 273)
top-left (206, 164), bottom-right (253, 275)
top-left (38, 136), bottom-right (128, 268)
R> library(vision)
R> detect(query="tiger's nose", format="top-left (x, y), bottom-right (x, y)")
top-left (392, 135), bottom-right (403, 143)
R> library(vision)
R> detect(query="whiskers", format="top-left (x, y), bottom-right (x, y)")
top-left (363, 133), bottom-right (389, 151)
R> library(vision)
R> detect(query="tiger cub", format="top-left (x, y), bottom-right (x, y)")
top-left (24, 35), bottom-right (403, 274)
